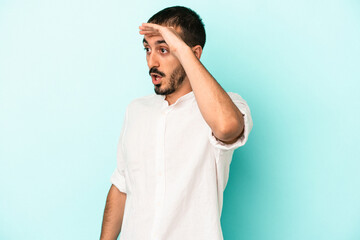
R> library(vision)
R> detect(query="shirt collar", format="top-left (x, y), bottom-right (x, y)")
top-left (161, 91), bottom-right (194, 107)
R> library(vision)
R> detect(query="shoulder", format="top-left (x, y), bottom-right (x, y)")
top-left (127, 93), bottom-right (162, 109)
top-left (226, 92), bottom-right (247, 103)
top-left (226, 92), bottom-right (251, 115)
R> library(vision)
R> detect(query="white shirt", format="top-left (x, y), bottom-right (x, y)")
top-left (111, 91), bottom-right (253, 240)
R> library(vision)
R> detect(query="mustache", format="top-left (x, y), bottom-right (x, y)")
top-left (149, 67), bottom-right (166, 77)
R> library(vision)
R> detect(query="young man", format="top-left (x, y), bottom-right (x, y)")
top-left (100, 6), bottom-right (253, 240)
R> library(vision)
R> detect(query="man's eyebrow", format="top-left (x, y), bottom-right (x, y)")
top-left (142, 39), bottom-right (168, 45)
top-left (156, 40), bottom-right (167, 45)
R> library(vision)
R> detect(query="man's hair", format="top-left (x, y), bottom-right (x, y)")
top-left (147, 6), bottom-right (206, 49)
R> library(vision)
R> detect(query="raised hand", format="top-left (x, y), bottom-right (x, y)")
top-left (139, 23), bottom-right (188, 58)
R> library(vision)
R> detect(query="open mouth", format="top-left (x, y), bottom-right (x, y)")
top-left (151, 73), bottom-right (163, 85)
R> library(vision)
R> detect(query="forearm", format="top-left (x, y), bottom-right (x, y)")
top-left (100, 185), bottom-right (127, 240)
top-left (177, 46), bottom-right (244, 142)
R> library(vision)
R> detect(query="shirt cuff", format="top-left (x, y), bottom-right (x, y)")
top-left (110, 168), bottom-right (127, 194)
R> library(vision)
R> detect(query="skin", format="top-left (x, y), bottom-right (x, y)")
top-left (143, 35), bottom-right (188, 96)
top-left (100, 185), bottom-right (127, 240)
top-left (100, 22), bottom-right (245, 240)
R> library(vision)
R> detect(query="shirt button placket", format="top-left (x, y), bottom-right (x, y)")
top-left (150, 108), bottom-right (168, 240)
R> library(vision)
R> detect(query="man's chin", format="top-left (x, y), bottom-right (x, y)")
top-left (154, 88), bottom-right (167, 96)
top-left (154, 85), bottom-right (175, 95)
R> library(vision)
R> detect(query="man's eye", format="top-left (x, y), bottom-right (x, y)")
top-left (160, 48), bottom-right (168, 53)
top-left (144, 47), bottom-right (150, 53)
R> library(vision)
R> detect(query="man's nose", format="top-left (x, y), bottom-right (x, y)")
top-left (147, 52), bottom-right (159, 69)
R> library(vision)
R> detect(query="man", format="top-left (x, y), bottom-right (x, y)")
top-left (100, 6), bottom-right (253, 240)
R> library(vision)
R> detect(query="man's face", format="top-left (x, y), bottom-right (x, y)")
top-left (143, 34), bottom-right (186, 95)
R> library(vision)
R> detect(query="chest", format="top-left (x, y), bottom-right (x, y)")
top-left (123, 103), bottom-right (211, 165)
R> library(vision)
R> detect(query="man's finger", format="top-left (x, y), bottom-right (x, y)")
top-left (141, 22), bottom-right (161, 28)
top-left (139, 30), bottom-right (161, 35)
top-left (139, 26), bottom-right (160, 32)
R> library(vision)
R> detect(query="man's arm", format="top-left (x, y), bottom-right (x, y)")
top-left (100, 185), bottom-right (127, 240)
top-left (139, 23), bottom-right (244, 143)
top-left (175, 46), bottom-right (244, 144)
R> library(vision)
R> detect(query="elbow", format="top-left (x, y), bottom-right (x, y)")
top-left (215, 116), bottom-right (244, 143)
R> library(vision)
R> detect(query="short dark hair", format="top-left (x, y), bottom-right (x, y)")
top-left (147, 6), bottom-right (206, 49)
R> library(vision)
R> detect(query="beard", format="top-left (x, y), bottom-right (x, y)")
top-left (154, 65), bottom-right (186, 95)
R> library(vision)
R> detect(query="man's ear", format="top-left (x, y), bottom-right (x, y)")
top-left (191, 45), bottom-right (203, 59)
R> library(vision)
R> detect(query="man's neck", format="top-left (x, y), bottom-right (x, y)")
top-left (165, 80), bottom-right (192, 105)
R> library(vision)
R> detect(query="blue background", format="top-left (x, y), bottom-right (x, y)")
top-left (1, 0), bottom-right (359, 239)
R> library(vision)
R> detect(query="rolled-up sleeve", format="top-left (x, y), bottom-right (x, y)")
top-left (208, 92), bottom-right (253, 151)
top-left (110, 108), bottom-right (128, 194)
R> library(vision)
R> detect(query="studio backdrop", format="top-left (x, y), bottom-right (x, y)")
top-left (0, 0), bottom-right (359, 239)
